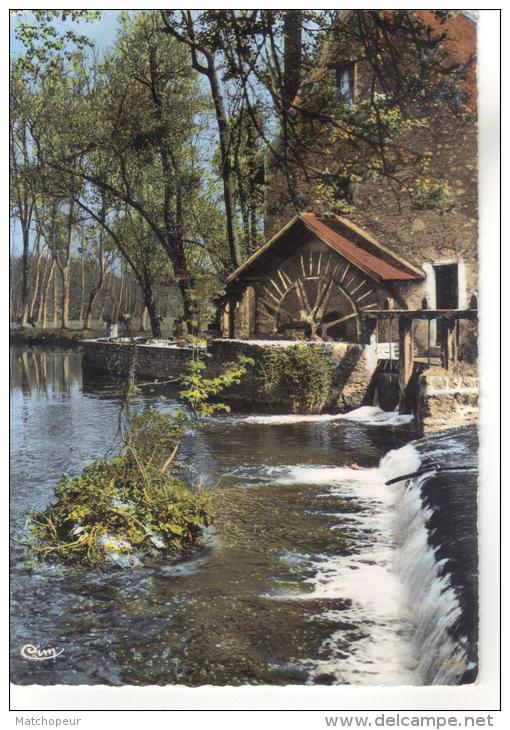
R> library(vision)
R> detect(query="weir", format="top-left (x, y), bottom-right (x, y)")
top-left (247, 415), bottom-right (478, 685)
top-left (385, 428), bottom-right (479, 684)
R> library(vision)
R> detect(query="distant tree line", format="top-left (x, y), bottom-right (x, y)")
top-left (9, 249), bottom-right (181, 332)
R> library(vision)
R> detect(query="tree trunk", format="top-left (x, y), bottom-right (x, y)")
top-left (207, 64), bottom-right (242, 269)
top-left (131, 284), bottom-right (139, 319)
top-left (79, 252), bottom-right (86, 324)
top-left (52, 271), bottom-right (58, 328)
top-left (115, 266), bottom-right (125, 321)
top-left (173, 12), bottom-right (242, 269)
top-left (176, 280), bottom-right (194, 334)
top-left (99, 274), bottom-right (113, 322)
top-left (83, 277), bottom-right (105, 330)
top-left (83, 247), bottom-right (108, 330)
top-left (29, 245), bottom-right (46, 324)
top-left (19, 223), bottom-right (30, 326)
top-left (283, 11), bottom-right (302, 111)
top-left (60, 264), bottom-right (70, 329)
top-left (40, 259), bottom-right (55, 329)
top-left (140, 305), bottom-right (148, 332)
top-left (125, 270), bottom-right (131, 314)
top-left (144, 294), bottom-right (162, 338)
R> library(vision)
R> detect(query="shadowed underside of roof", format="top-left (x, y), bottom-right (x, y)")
top-left (226, 213), bottom-right (424, 285)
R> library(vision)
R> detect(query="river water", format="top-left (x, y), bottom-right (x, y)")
top-left (10, 348), bottom-right (478, 687)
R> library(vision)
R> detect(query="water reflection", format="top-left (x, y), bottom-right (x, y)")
top-left (10, 348), bottom-right (80, 400)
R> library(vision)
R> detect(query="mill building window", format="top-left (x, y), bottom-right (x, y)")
top-left (336, 63), bottom-right (355, 105)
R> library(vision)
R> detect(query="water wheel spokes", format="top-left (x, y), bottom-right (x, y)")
top-left (322, 311), bottom-right (359, 335)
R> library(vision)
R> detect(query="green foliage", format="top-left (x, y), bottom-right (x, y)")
top-left (262, 344), bottom-right (335, 414)
top-left (11, 10), bottom-right (101, 77)
top-left (14, 10), bottom-right (228, 336)
top-left (27, 340), bottom-right (254, 568)
top-left (179, 353), bottom-right (254, 418)
top-left (335, 95), bottom-right (415, 145)
top-left (315, 179), bottom-right (354, 215)
top-left (410, 177), bottom-right (454, 210)
top-left (28, 410), bottom-right (211, 568)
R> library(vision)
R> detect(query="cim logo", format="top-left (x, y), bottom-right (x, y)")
top-left (20, 643), bottom-right (64, 661)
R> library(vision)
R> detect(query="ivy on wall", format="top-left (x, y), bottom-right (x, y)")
top-left (410, 177), bottom-right (454, 210)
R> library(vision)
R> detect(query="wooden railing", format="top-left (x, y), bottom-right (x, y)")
top-left (361, 308), bottom-right (478, 401)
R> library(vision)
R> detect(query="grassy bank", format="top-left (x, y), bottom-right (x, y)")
top-left (9, 328), bottom-right (94, 349)
top-left (10, 317), bottom-right (180, 350)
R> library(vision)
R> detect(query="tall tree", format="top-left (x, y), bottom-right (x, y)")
top-left (170, 10), bottom-right (472, 215)
top-left (26, 13), bottom-right (219, 331)
top-left (161, 10), bottom-right (243, 269)
top-left (10, 71), bottom-right (38, 326)
top-left (77, 202), bottom-right (116, 330)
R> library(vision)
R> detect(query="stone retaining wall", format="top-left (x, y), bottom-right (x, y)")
top-left (82, 340), bottom-right (194, 380)
top-left (416, 368), bottom-right (478, 435)
top-left (82, 338), bottom-right (377, 412)
top-left (208, 339), bottom-right (375, 411)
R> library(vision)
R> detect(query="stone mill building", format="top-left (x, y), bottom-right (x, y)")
top-left (220, 10), bottom-right (478, 363)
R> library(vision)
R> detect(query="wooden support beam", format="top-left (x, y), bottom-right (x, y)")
top-left (439, 319), bottom-right (458, 369)
top-left (398, 315), bottom-right (414, 398)
top-left (228, 300), bottom-right (235, 339)
top-left (361, 309), bottom-right (478, 321)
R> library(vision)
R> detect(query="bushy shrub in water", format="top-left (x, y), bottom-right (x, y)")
top-left (28, 410), bottom-right (212, 567)
top-left (27, 352), bottom-right (252, 569)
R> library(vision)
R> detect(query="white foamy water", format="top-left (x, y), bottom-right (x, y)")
top-left (264, 441), bottom-right (469, 685)
top-left (243, 406), bottom-right (414, 427)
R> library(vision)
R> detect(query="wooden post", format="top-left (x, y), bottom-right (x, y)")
top-left (228, 300), bottom-right (236, 339)
top-left (361, 317), bottom-right (377, 346)
top-left (389, 318), bottom-right (393, 375)
top-left (439, 318), bottom-right (457, 369)
top-left (398, 315), bottom-right (414, 399)
top-left (220, 300), bottom-right (237, 339)
top-left (427, 318), bottom-right (431, 367)
top-left (247, 286), bottom-right (256, 338)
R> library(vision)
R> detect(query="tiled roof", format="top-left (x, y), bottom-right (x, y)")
top-left (226, 213), bottom-right (424, 285)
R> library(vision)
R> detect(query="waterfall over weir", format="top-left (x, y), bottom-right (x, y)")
top-left (259, 423), bottom-right (478, 686)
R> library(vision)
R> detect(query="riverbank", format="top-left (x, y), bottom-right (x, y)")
top-left (10, 328), bottom-right (88, 349)
top-left (9, 326), bottom-right (161, 350)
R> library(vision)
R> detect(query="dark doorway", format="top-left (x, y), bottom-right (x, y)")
top-left (434, 263), bottom-right (459, 309)
top-left (434, 263), bottom-right (459, 346)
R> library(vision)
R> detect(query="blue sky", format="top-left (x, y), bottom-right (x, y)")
top-left (10, 10), bottom-right (121, 60)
